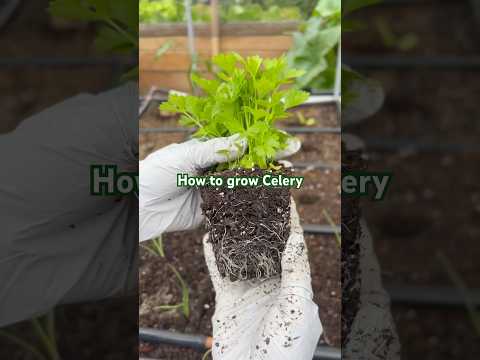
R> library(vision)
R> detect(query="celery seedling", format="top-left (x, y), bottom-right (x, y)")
top-left (160, 52), bottom-right (308, 170)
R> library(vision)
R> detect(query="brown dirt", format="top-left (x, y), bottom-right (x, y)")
top-left (200, 168), bottom-right (291, 281)
top-left (139, 229), bottom-right (341, 355)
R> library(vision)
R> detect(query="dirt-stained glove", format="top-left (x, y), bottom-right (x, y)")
top-left (203, 199), bottom-right (322, 360)
top-left (139, 135), bottom-right (300, 241)
top-left (342, 134), bottom-right (401, 359)
top-left (0, 83), bottom-right (138, 327)
top-left (344, 219), bottom-right (401, 360)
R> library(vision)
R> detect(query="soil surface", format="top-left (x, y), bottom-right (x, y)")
top-left (139, 102), bottom-right (341, 358)
top-left (200, 168), bottom-right (291, 281)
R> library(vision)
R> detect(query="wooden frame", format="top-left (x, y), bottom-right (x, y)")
top-left (139, 21), bottom-right (299, 93)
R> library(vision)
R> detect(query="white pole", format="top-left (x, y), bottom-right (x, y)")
top-left (333, 40), bottom-right (342, 110)
top-left (184, 0), bottom-right (197, 73)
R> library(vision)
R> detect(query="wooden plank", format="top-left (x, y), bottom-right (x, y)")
top-left (140, 21), bottom-right (300, 37)
top-left (139, 71), bottom-right (212, 94)
top-left (140, 52), bottom-right (210, 72)
top-left (140, 71), bottom-right (190, 93)
top-left (140, 49), bottom-right (288, 72)
top-left (210, 0), bottom-right (220, 56)
top-left (140, 36), bottom-right (293, 52)
top-left (140, 71), bottom-right (210, 94)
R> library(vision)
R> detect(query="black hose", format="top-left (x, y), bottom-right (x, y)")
top-left (313, 345), bottom-right (341, 360)
top-left (140, 328), bottom-right (341, 360)
top-left (345, 55), bottom-right (480, 70)
top-left (364, 138), bottom-right (480, 154)
top-left (140, 328), bottom-right (208, 352)
top-left (303, 224), bottom-right (341, 236)
top-left (387, 284), bottom-right (480, 307)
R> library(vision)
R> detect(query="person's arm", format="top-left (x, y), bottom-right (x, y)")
top-left (139, 135), bottom-right (300, 241)
top-left (202, 199), bottom-right (322, 360)
top-left (0, 83), bottom-right (138, 327)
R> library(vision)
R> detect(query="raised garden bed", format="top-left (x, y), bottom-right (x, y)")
top-left (139, 22), bottom-right (299, 93)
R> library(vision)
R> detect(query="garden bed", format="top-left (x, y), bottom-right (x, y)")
top-left (139, 22), bottom-right (298, 93)
top-left (345, 0), bottom-right (480, 357)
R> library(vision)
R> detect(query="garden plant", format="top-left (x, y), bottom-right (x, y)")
top-left (139, 0), bottom-right (306, 24)
top-left (287, 0), bottom-right (340, 92)
top-left (142, 237), bottom-right (190, 317)
top-left (49, 0), bottom-right (138, 80)
top-left (160, 52), bottom-right (309, 281)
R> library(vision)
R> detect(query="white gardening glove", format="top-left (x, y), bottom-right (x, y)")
top-left (203, 199), bottom-right (322, 360)
top-left (139, 135), bottom-right (300, 241)
top-left (344, 219), bottom-right (401, 360)
top-left (342, 134), bottom-right (401, 359)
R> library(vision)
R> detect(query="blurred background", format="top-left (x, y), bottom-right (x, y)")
top-left (0, 0), bottom-right (137, 359)
top-left (344, 0), bottom-right (480, 359)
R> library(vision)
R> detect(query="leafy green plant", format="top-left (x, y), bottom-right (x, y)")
top-left (287, 0), bottom-right (340, 92)
top-left (222, 3), bottom-right (301, 22)
top-left (437, 251), bottom-right (480, 336)
top-left (342, 0), bottom-right (384, 109)
top-left (141, 237), bottom-right (190, 317)
top-left (0, 311), bottom-right (60, 360)
top-left (139, 0), bottom-right (303, 24)
top-left (296, 111), bottom-right (317, 126)
top-left (160, 52), bottom-right (308, 170)
top-left (375, 17), bottom-right (418, 52)
top-left (140, 0), bottom-right (183, 23)
top-left (142, 237), bottom-right (165, 257)
top-left (155, 264), bottom-right (190, 318)
top-left (322, 209), bottom-right (341, 246)
top-left (49, 0), bottom-right (138, 79)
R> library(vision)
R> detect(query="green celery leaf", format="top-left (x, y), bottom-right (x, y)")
top-left (283, 89), bottom-right (310, 109)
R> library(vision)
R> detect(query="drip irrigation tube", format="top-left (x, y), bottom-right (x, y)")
top-left (140, 328), bottom-right (209, 352)
top-left (303, 224), bottom-right (341, 235)
top-left (386, 284), bottom-right (480, 307)
top-left (293, 161), bottom-right (340, 170)
top-left (363, 137), bottom-right (480, 153)
top-left (139, 91), bottom-right (338, 108)
top-left (140, 126), bottom-right (341, 134)
top-left (139, 328), bottom-right (341, 360)
top-left (345, 55), bottom-right (480, 70)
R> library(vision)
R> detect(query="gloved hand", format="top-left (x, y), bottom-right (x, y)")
top-left (342, 134), bottom-right (401, 359)
top-left (0, 83), bottom-right (138, 327)
top-left (203, 199), bottom-right (322, 360)
top-left (343, 219), bottom-right (401, 360)
top-left (139, 135), bottom-right (300, 241)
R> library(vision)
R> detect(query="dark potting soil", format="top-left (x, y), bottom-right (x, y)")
top-left (341, 144), bottom-right (366, 348)
top-left (200, 168), bottom-right (291, 281)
